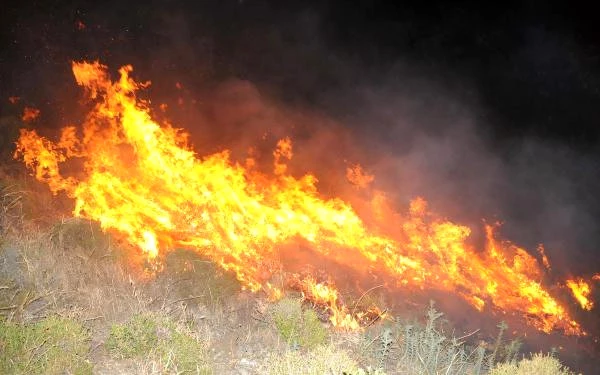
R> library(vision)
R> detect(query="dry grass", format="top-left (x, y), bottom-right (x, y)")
top-left (0, 218), bottom-right (148, 324)
top-left (258, 344), bottom-right (362, 375)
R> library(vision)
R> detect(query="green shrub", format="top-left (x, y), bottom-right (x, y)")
top-left (0, 316), bottom-right (92, 374)
top-left (157, 329), bottom-right (212, 374)
top-left (359, 303), bottom-right (488, 374)
top-left (490, 352), bottom-right (575, 375)
top-left (106, 314), bottom-right (158, 358)
top-left (106, 313), bottom-right (212, 373)
top-left (273, 297), bottom-right (327, 348)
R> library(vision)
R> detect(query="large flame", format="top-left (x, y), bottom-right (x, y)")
top-left (15, 61), bottom-right (592, 334)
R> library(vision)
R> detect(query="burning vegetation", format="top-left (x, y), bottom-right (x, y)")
top-left (14, 61), bottom-right (595, 335)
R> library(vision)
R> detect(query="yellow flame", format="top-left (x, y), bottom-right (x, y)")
top-left (566, 278), bottom-right (594, 311)
top-left (14, 61), bottom-right (592, 334)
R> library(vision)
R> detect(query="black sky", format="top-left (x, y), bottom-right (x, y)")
top-left (1, 1), bottom-right (600, 147)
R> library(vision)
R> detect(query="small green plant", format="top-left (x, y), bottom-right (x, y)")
top-left (499, 338), bottom-right (523, 364)
top-left (157, 328), bottom-right (211, 374)
top-left (0, 316), bottom-right (92, 374)
top-left (489, 352), bottom-right (575, 375)
top-left (106, 313), bottom-right (158, 358)
top-left (106, 313), bottom-right (212, 373)
top-left (272, 297), bottom-right (328, 348)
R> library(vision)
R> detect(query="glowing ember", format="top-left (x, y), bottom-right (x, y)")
top-left (566, 278), bottom-right (594, 311)
top-left (22, 106), bottom-right (40, 122)
top-left (15, 61), bottom-right (593, 334)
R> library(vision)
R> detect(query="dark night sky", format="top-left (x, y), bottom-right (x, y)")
top-left (1, 1), bottom-right (600, 147)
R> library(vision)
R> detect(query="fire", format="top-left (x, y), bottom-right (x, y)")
top-left (293, 276), bottom-right (361, 330)
top-left (14, 61), bottom-right (593, 335)
top-left (566, 278), bottom-right (594, 311)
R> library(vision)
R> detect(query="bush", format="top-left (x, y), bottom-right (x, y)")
top-left (106, 313), bottom-right (212, 373)
top-left (273, 297), bottom-right (328, 348)
top-left (158, 329), bottom-right (211, 374)
top-left (490, 353), bottom-right (575, 375)
top-left (357, 303), bottom-right (489, 374)
top-left (0, 316), bottom-right (92, 374)
top-left (106, 314), bottom-right (158, 358)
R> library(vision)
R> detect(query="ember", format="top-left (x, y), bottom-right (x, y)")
top-left (21, 106), bottom-right (40, 122)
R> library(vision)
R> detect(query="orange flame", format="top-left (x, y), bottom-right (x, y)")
top-left (293, 276), bottom-right (361, 330)
top-left (14, 61), bottom-right (592, 334)
top-left (346, 164), bottom-right (374, 189)
top-left (566, 278), bottom-right (594, 311)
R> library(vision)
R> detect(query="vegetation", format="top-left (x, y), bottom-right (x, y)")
top-left (159, 248), bottom-right (241, 309)
top-left (259, 344), bottom-right (362, 375)
top-left (490, 353), bottom-right (576, 375)
top-left (106, 313), bottom-right (212, 373)
top-left (0, 148), bottom-right (584, 374)
top-left (354, 303), bottom-right (525, 374)
top-left (272, 297), bottom-right (328, 349)
top-left (0, 316), bottom-right (92, 374)
top-left (106, 314), bottom-right (160, 358)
